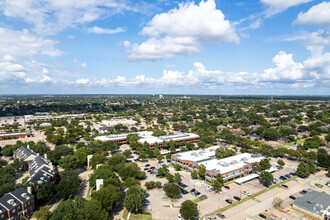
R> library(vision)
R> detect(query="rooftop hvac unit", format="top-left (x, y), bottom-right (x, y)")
top-left (230, 160), bottom-right (238, 165)
top-left (241, 157), bottom-right (248, 161)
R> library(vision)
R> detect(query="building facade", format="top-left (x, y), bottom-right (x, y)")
top-left (0, 130), bottom-right (32, 141)
top-left (171, 147), bottom-right (263, 183)
top-left (0, 187), bottom-right (35, 220)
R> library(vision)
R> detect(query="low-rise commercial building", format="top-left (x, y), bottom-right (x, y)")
top-left (292, 190), bottom-right (330, 219)
top-left (0, 130), bottom-right (32, 140)
top-left (94, 131), bottom-right (200, 148)
top-left (0, 187), bottom-right (35, 220)
top-left (171, 147), bottom-right (264, 183)
top-left (13, 146), bottom-right (56, 184)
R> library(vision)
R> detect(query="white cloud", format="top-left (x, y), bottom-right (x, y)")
top-left (0, 28), bottom-right (62, 58)
top-left (126, 0), bottom-right (238, 61)
top-left (88, 26), bottom-right (127, 34)
top-left (81, 63), bottom-right (87, 67)
top-left (123, 41), bottom-right (131, 48)
top-left (127, 36), bottom-right (200, 61)
top-left (0, 0), bottom-right (135, 35)
top-left (295, 1), bottom-right (330, 27)
top-left (261, 51), bottom-right (304, 81)
top-left (304, 52), bottom-right (330, 79)
top-left (261, 0), bottom-right (312, 17)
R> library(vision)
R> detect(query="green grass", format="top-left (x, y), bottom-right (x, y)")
top-left (193, 197), bottom-right (208, 203)
top-left (315, 183), bottom-right (324, 188)
top-left (161, 196), bottom-right (178, 202)
top-left (123, 209), bottom-right (152, 220)
top-left (205, 177), bottom-right (296, 217)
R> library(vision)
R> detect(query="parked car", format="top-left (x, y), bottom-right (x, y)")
top-left (225, 199), bottom-right (232, 204)
top-left (190, 189), bottom-right (196, 193)
top-left (144, 168), bottom-right (149, 170)
top-left (142, 200), bottom-right (150, 206)
top-left (216, 213), bottom-right (225, 219)
top-left (145, 193), bottom-right (150, 197)
top-left (199, 195), bottom-right (207, 200)
top-left (145, 164), bottom-right (150, 167)
top-left (224, 186), bottom-right (230, 189)
top-left (150, 166), bottom-right (155, 169)
top-left (182, 190), bottom-right (188, 195)
top-left (194, 191), bottom-right (201, 196)
top-left (300, 190), bottom-right (307, 194)
top-left (243, 191), bottom-right (251, 196)
top-left (281, 184), bottom-right (289, 188)
top-left (178, 214), bottom-right (181, 220)
top-left (233, 196), bottom-right (241, 201)
top-left (289, 195), bottom-right (296, 200)
top-left (259, 214), bottom-right (267, 219)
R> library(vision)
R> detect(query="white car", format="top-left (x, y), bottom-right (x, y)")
top-left (178, 214), bottom-right (181, 220)
top-left (243, 191), bottom-right (251, 196)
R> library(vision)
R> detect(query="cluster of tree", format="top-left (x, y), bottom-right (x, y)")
top-left (123, 185), bottom-right (146, 213)
top-left (296, 161), bottom-right (317, 178)
top-left (0, 159), bottom-right (24, 197)
top-left (49, 196), bottom-right (109, 220)
top-left (212, 174), bottom-right (224, 191)
top-left (145, 181), bottom-right (162, 189)
top-left (180, 200), bottom-right (199, 220)
top-left (163, 183), bottom-right (181, 198)
top-left (215, 148), bottom-right (235, 159)
top-left (259, 171), bottom-right (274, 186)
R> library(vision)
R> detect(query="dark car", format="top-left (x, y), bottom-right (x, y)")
top-left (259, 214), bottom-right (267, 219)
top-left (290, 172), bottom-right (296, 176)
top-left (144, 168), bottom-right (149, 170)
top-left (233, 196), bottom-right (241, 201)
top-left (182, 190), bottom-right (188, 195)
top-left (190, 189), bottom-right (196, 193)
top-left (224, 186), bottom-right (230, 189)
top-left (145, 164), bottom-right (150, 167)
top-left (225, 199), bottom-right (232, 204)
top-left (281, 184), bottom-right (289, 188)
top-left (289, 195), bottom-right (296, 200)
top-left (216, 213), bottom-right (225, 219)
top-left (300, 190), bottom-right (307, 194)
top-left (194, 191), bottom-right (201, 196)
top-left (199, 195), bottom-right (207, 200)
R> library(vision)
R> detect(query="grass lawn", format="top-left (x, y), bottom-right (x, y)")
top-left (162, 196), bottom-right (178, 202)
top-left (315, 183), bottom-right (324, 188)
top-left (193, 197), bottom-right (208, 203)
top-left (123, 209), bottom-right (152, 220)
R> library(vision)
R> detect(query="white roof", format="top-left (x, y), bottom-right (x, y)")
top-left (138, 133), bottom-right (199, 144)
top-left (198, 153), bottom-right (264, 174)
top-left (174, 146), bottom-right (220, 162)
top-left (235, 173), bottom-right (259, 184)
top-left (94, 131), bottom-right (153, 142)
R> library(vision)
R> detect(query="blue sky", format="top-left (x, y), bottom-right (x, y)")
top-left (0, 0), bottom-right (330, 95)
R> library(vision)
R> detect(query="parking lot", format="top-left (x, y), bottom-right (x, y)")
top-left (135, 155), bottom-right (301, 220)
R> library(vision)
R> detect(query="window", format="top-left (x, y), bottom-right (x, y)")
top-left (222, 175), bottom-right (226, 178)
top-left (1, 214), bottom-right (4, 219)
top-left (235, 170), bottom-right (240, 174)
top-left (228, 172), bottom-right (233, 177)
top-left (12, 209), bottom-right (15, 214)
top-left (28, 201), bottom-right (30, 205)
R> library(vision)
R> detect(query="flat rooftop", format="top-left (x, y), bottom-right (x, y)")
top-left (173, 146), bottom-right (220, 162)
top-left (199, 153), bottom-right (264, 174)
top-left (94, 131), bottom-right (153, 142)
top-left (138, 133), bottom-right (200, 144)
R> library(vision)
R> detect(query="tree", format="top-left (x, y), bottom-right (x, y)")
top-left (32, 182), bottom-right (54, 205)
top-left (123, 149), bottom-right (132, 157)
top-left (123, 185), bottom-right (146, 213)
top-left (212, 174), bottom-right (224, 191)
top-left (55, 170), bottom-right (81, 199)
top-left (174, 172), bottom-right (182, 182)
top-left (166, 152), bottom-right (172, 160)
top-left (198, 164), bottom-right (206, 178)
top-left (215, 148), bottom-right (235, 159)
top-left (296, 162), bottom-right (310, 178)
top-left (124, 177), bottom-right (140, 188)
top-left (157, 165), bottom-right (169, 177)
top-left (259, 159), bottom-right (271, 171)
top-left (166, 173), bottom-right (174, 182)
top-left (262, 128), bottom-right (280, 140)
top-left (92, 185), bottom-right (121, 212)
top-left (277, 159), bottom-right (285, 167)
top-left (191, 172), bottom-right (198, 179)
top-left (59, 155), bottom-right (79, 170)
top-left (272, 197), bottom-right (283, 208)
top-left (174, 164), bottom-right (181, 171)
top-left (306, 160), bottom-right (316, 173)
top-left (180, 200), bottom-right (199, 220)
top-left (259, 171), bottom-right (273, 185)
top-left (33, 206), bottom-right (51, 220)
top-left (163, 183), bottom-right (181, 198)
top-left (89, 153), bottom-right (106, 168)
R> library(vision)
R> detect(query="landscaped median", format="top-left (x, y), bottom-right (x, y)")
top-left (123, 208), bottom-right (152, 220)
top-left (204, 177), bottom-right (297, 217)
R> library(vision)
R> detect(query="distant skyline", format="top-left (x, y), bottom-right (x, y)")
top-left (0, 0), bottom-right (330, 95)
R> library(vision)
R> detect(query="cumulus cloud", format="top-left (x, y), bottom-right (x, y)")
top-left (261, 0), bottom-right (312, 17)
top-left (88, 26), bottom-right (127, 34)
top-left (0, 0), bottom-right (135, 35)
top-left (261, 51), bottom-right (304, 81)
top-left (126, 0), bottom-right (238, 61)
top-left (0, 28), bottom-right (62, 59)
top-left (295, 1), bottom-right (330, 27)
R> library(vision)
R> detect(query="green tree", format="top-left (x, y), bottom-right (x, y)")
top-left (89, 153), bottom-right (106, 168)
top-left (296, 162), bottom-right (310, 178)
top-left (262, 128), bottom-right (280, 140)
top-left (215, 148), bottom-right (235, 159)
top-left (198, 164), bottom-right (206, 178)
top-left (180, 200), bottom-right (199, 220)
top-left (92, 184), bottom-right (121, 212)
top-left (32, 182), bottom-right (54, 205)
top-left (55, 170), bottom-right (81, 199)
top-left (124, 177), bottom-right (140, 188)
top-left (59, 155), bottom-right (79, 170)
top-left (306, 160), bottom-right (316, 173)
top-left (33, 206), bottom-right (51, 220)
top-left (163, 183), bottom-right (181, 198)
top-left (212, 173), bottom-right (224, 191)
top-left (123, 185), bottom-right (146, 213)
top-left (191, 172), bottom-right (198, 179)
top-left (259, 159), bottom-right (271, 170)
top-left (259, 171), bottom-right (273, 185)
top-left (277, 159), bottom-right (285, 167)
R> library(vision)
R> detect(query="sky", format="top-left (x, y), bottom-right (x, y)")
top-left (0, 0), bottom-right (330, 95)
